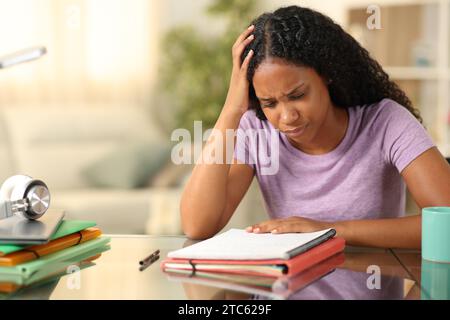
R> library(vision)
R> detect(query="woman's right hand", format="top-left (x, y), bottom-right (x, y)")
top-left (223, 25), bottom-right (255, 116)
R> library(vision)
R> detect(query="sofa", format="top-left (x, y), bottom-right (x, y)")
top-left (0, 104), bottom-right (267, 235)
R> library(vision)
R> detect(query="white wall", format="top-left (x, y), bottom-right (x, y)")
top-left (158, 0), bottom-right (227, 36)
top-left (158, 0), bottom-right (350, 34)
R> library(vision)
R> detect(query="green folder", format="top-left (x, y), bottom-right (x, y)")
top-left (0, 243), bottom-right (111, 286)
top-left (0, 220), bottom-right (97, 256)
top-left (0, 236), bottom-right (110, 281)
top-left (24, 245), bottom-right (110, 287)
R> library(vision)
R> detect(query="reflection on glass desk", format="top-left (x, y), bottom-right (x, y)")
top-left (165, 252), bottom-right (346, 300)
top-left (0, 235), bottom-right (440, 300)
top-left (392, 249), bottom-right (450, 300)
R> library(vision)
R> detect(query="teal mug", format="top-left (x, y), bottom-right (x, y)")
top-left (422, 207), bottom-right (450, 263)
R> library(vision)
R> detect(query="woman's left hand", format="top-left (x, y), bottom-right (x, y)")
top-left (246, 216), bottom-right (333, 234)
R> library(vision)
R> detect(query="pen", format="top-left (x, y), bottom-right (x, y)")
top-left (139, 254), bottom-right (160, 272)
top-left (139, 249), bottom-right (160, 265)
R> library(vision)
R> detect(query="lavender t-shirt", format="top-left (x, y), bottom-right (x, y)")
top-left (234, 98), bottom-right (435, 221)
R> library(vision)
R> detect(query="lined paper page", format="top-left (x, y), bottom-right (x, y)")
top-left (168, 229), bottom-right (333, 260)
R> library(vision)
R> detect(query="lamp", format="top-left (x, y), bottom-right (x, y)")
top-left (0, 46), bottom-right (46, 69)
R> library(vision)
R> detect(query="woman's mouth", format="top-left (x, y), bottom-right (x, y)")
top-left (283, 125), bottom-right (308, 138)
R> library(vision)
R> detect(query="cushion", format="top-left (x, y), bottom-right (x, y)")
top-left (81, 139), bottom-right (172, 189)
top-left (149, 161), bottom-right (194, 188)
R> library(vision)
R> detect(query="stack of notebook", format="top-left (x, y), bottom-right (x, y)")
top-left (161, 228), bottom-right (345, 299)
top-left (0, 219), bottom-right (110, 295)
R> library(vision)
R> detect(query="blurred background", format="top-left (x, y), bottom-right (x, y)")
top-left (0, 0), bottom-right (448, 235)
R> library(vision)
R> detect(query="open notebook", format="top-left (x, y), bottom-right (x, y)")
top-left (168, 228), bottom-right (337, 260)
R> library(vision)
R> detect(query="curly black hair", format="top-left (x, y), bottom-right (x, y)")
top-left (241, 6), bottom-right (423, 123)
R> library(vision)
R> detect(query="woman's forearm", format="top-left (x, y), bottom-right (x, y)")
top-left (180, 107), bottom-right (243, 239)
top-left (335, 214), bottom-right (421, 249)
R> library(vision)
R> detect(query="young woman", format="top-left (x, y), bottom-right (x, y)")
top-left (180, 6), bottom-right (450, 248)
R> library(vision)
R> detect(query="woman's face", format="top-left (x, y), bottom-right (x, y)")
top-left (252, 58), bottom-right (336, 150)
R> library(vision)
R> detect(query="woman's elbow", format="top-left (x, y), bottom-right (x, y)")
top-left (183, 228), bottom-right (214, 240)
top-left (181, 209), bottom-right (218, 240)
top-left (180, 201), bottom-right (222, 240)
top-left (181, 217), bottom-right (216, 240)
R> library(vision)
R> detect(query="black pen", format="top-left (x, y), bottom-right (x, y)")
top-left (139, 249), bottom-right (160, 265)
top-left (139, 254), bottom-right (160, 272)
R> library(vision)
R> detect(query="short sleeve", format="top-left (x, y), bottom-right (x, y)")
top-left (379, 100), bottom-right (435, 173)
top-left (234, 111), bottom-right (256, 170)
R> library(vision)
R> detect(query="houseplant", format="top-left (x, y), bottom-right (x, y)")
top-left (158, 0), bottom-right (259, 132)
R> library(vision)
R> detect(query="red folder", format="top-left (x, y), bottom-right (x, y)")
top-left (161, 237), bottom-right (345, 278)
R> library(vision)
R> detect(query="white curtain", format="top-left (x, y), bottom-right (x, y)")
top-left (0, 0), bottom-right (159, 106)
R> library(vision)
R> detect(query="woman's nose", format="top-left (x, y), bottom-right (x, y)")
top-left (280, 105), bottom-right (300, 124)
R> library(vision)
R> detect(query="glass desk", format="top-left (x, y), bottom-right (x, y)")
top-left (392, 249), bottom-right (450, 300)
top-left (2, 235), bottom-right (446, 300)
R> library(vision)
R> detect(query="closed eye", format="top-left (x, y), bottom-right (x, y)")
top-left (261, 101), bottom-right (276, 108)
top-left (288, 93), bottom-right (305, 100)
top-left (260, 93), bottom-right (305, 108)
